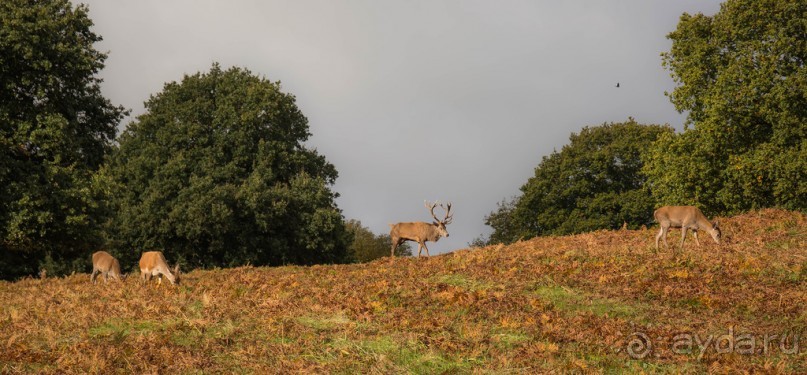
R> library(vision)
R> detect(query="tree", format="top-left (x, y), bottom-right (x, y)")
top-left (481, 199), bottom-right (519, 245)
top-left (0, 0), bottom-right (125, 279)
top-left (345, 220), bottom-right (411, 262)
top-left (105, 64), bottom-right (348, 269)
top-left (485, 121), bottom-right (672, 244)
top-left (645, 0), bottom-right (806, 213)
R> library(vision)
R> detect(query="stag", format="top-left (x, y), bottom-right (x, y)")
top-left (91, 251), bottom-right (125, 284)
top-left (390, 201), bottom-right (453, 257)
top-left (139, 251), bottom-right (181, 286)
top-left (654, 206), bottom-right (721, 249)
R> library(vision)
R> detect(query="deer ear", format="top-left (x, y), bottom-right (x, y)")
top-left (713, 220), bottom-right (719, 228)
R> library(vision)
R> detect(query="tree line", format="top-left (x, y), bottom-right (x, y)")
top-left (1, 0), bottom-right (803, 279)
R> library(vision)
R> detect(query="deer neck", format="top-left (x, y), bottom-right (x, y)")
top-left (162, 267), bottom-right (176, 284)
top-left (695, 217), bottom-right (714, 231)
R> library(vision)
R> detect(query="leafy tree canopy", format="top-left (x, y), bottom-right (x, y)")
top-left (105, 64), bottom-right (348, 269)
top-left (646, 0), bottom-right (806, 213)
top-left (0, 0), bottom-right (125, 279)
top-left (486, 121), bottom-right (672, 244)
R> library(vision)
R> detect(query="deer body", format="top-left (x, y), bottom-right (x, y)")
top-left (390, 202), bottom-right (453, 257)
top-left (654, 206), bottom-right (720, 249)
top-left (139, 251), bottom-right (180, 285)
top-left (91, 251), bottom-right (124, 283)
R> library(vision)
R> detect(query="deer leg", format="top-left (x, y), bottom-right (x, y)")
top-left (659, 225), bottom-right (671, 248)
top-left (423, 243), bottom-right (430, 257)
top-left (680, 227), bottom-right (688, 249)
top-left (391, 237), bottom-right (402, 257)
top-left (91, 269), bottom-right (98, 284)
top-left (665, 226), bottom-right (672, 248)
top-left (692, 230), bottom-right (701, 246)
top-left (655, 226), bottom-right (664, 249)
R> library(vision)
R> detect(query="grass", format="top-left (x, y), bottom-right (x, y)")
top-left (88, 318), bottom-right (165, 339)
top-left (296, 313), bottom-right (352, 331)
top-left (357, 337), bottom-right (465, 374)
top-left (532, 284), bottom-right (648, 321)
top-left (0, 208), bottom-right (804, 373)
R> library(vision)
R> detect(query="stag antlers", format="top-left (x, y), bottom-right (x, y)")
top-left (425, 201), bottom-right (453, 225)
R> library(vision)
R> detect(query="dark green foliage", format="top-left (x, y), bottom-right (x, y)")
top-left (646, 0), bottom-right (806, 213)
top-left (482, 199), bottom-right (519, 246)
top-left (0, 0), bottom-right (126, 279)
top-left (105, 64), bottom-right (349, 269)
top-left (345, 220), bottom-right (411, 263)
top-left (485, 121), bottom-right (672, 244)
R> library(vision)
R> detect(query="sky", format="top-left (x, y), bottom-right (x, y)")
top-left (80, 0), bottom-right (723, 254)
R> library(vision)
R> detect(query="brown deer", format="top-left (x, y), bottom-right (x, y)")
top-left (91, 251), bottom-right (125, 283)
top-left (654, 206), bottom-right (721, 249)
top-left (390, 201), bottom-right (453, 257)
top-left (139, 251), bottom-right (180, 286)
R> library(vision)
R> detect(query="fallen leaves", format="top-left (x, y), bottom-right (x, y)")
top-left (0, 209), bottom-right (803, 373)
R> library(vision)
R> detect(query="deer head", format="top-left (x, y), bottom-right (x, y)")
top-left (426, 201), bottom-right (453, 237)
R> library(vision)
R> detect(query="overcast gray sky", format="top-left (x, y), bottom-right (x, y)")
top-left (81, 0), bottom-right (723, 254)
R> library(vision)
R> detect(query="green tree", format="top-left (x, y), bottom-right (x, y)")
top-left (345, 220), bottom-right (411, 262)
top-left (485, 121), bottom-right (672, 244)
top-left (482, 199), bottom-right (519, 245)
top-left (105, 64), bottom-right (348, 269)
top-left (645, 0), bottom-right (806, 213)
top-left (0, 0), bottom-right (125, 279)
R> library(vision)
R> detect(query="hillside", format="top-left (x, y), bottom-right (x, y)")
top-left (1, 209), bottom-right (804, 373)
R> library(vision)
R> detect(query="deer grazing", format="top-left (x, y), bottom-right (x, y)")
top-left (91, 251), bottom-right (125, 283)
top-left (139, 251), bottom-right (180, 286)
top-left (654, 206), bottom-right (721, 249)
top-left (390, 201), bottom-right (453, 257)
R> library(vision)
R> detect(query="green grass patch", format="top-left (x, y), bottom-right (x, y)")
top-left (170, 329), bottom-right (203, 347)
top-left (760, 262), bottom-right (804, 284)
top-left (88, 319), bottom-right (165, 341)
top-left (765, 238), bottom-right (800, 251)
top-left (90, 317), bottom-right (244, 349)
top-left (170, 319), bottom-right (240, 348)
top-left (676, 296), bottom-right (706, 310)
top-left (186, 299), bottom-right (205, 317)
top-left (354, 336), bottom-right (467, 374)
top-left (492, 331), bottom-right (531, 350)
top-left (296, 313), bottom-right (352, 331)
top-left (315, 335), bottom-right (469, 373)
top-left (532, 285), bottom-right (647, 321)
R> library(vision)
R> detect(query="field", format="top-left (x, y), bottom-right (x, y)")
top-left (1, 209), bottom-right (805, 373)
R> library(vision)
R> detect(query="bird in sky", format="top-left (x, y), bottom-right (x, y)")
top-left (616, 82), bottom-right (620, 88)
